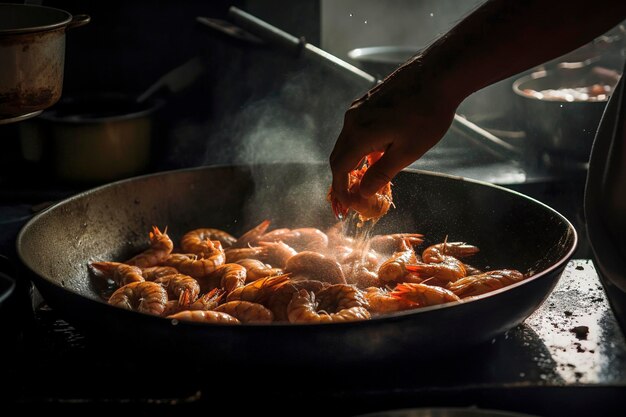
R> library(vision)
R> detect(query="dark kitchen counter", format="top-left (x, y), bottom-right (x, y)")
top-left (1, 260), bottom-right (624, 416)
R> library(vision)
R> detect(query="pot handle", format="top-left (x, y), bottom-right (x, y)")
top-left (67, 14), bottom-right (91, 30)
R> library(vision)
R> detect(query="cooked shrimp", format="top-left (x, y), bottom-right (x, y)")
top-left (168, 310), bottom-right (240, 324)
top-left (181, 228), bottom-right (237, 252)
top-left (154, 273), bottom-right (200, 301)
top-left (316, 284), bottom-right (369, 312)
top-left (422, 241), bottom-right (479, 263)
top-left (141, 266), bottom-right (178, 281)
top-left (464, 263), bottom-right (484, 276)
top-left (257, 241), bottom-right (298, 268)
top-left (126, 226), bottom-right (174, 268)
top-left (378, 239), bottom-right (421, 284)
top-left (232, 220), bottom-right (271, 248)
top-left (209, 263), bottom-right (247, 293)
top-left (90, 261), bottom-right (144, 286)
top-left (287, 289), bottom-right (371, 323)
top-left (226, 274), bottom-right (291, 304)
top-left (267, 279), bottom-right (330, 322)
top-left (225, 246), bottom-right (265, 264)
top-left (369, 233), bottom-right (424, 254)
top-left (365, 287), bottom-right (414, 314)
top-left (327, 152), bottom-right (393, 222)
top-left (447, 269), bottom-right (524, 298)
top-left (164, 287), bottom-right (223, 316)
top-left (214, 301), bottom-right (273, 323)
top-left (108, 281), bottom-right (168, 316)
top-left (338, 248), bottom-right (381, 271)
top-left (391, 283), bottom-right (461, 307)
top-left (235, 259), bottom-right (282, 282)
top-left (405, 258), bottom-right (467, 282)
top-left (164, 252), bottom-right (224, 279)
top-left (285, 251), bottom-right (346, 284)
top-left (345, 265), bottom-right (380, 288)
top-left (261, 228), bottom-right (329, 252)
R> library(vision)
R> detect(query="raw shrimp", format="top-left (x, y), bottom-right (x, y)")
top-left (231, 220), bottom-right (271, 248)
top-left (168, 310), bottom-right (240, 324)
top-left (369, 233), bottom-right (424, 254)
top-left (154, 274), bottom-right (200, 301)
top-left (226, 274), bottom-right (291, 304)
top-left (378, 239), bottom-right (421, 284)
top-left (235, 259), bottom-right (282, 282)
top-left (422, 241), bottom-right (479, 264)
top-left (287, 289), bottom-right (371, 323)
top-left (316, 284), bottom-right (369, 312)
top-left (108, 281), bottom-right (168, 316)
top-left (447, 269), bottom-right (524, 298)
top-left (181, 228), bottom-right (237, 252)
top-left (284, 251), bottom-right (346, 284)
top-left (214, 301), bottom-right (273, 323)
top-left (126, 226), bottom-right (174, 268)
top-left (164, 252), bottom-right (224, 279)
top-left (405, 258), bottom-right (467, 282)
top-left (209, 263), bottom-right (247, 293)
top-left (141, 266), bottom-right (178, 281)
top-left (327, 152), bottom-right (393, 222)
top-left (90, 261), bottom-right (144, 286)
top-left (364, 287), bottom-right (414, 314)
top-left (391, 283), bottom-right (461, 307)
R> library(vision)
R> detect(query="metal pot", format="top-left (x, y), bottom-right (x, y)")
top-left (512, 66), bottom-right (621, 161)
top-left (19, 93), bottom-right (163, 184)
top-left (0, 4), bottom-right (89, 123)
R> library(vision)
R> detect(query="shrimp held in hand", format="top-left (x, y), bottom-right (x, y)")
top-left (328, 151), bottom-right (393, 222)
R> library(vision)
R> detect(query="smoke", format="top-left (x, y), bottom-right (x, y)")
top-left (204, 65), bottom-right (365, 231)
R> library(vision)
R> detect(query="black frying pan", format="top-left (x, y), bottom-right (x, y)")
top-left (16, 163), bottom-right (576, 367)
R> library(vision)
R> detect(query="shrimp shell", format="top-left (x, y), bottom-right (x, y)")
top-left (108, 281), bottom-right (168, 316)
top-left (369, 233), bottom-right (424, 254)
top-left (226, 274), bottom-right (291, 304)
top-left (287, 289), bottom-right (371, 323)
top-left (317, 284), bottom-right (369, 312)
top-left (209, 263), bottom-right (247, 293)
top-left (447, 269), bottom-right (524, 298)
top-left (214, 301), bottom-right (273, 323)
top-left (378, 239), bottom-right (419, 284)
top-left (391, 283), bottom-right (461, 307)
top-left (422, 242), bottom-right (479, 264)
top-left (235, 258), bottom-right (282, 282)
top-left (154, 274), bottom-right (200, 301)
top-left (90, 261), bottom-right (144, 286)
top-left (284, 251), bottom-right (346, 284)
top-left (168, 310), bottom-right (240, 324)
top-left (364, 287), bottom-right (414, 314)
top-left (232, 220), bottom-right (271, 248)
top-left (126, 226), bottom-right (173, 268)
top-left (141, 266), bottom-right (179, 281)
top-left (164, 252), bottom-right (225, 279)
top-left (181, 228), bottom-right (237, 251)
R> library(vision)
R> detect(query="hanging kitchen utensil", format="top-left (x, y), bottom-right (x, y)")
top-left (136, 56), bottom-right (206, 104)
top-left (218, 7), bottom-right (523, 162)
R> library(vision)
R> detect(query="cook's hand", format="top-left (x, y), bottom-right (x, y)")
top-left (329, 60), bottom-right (461, 209)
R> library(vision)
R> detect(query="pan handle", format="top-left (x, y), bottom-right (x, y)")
top-left (67, 14), bottom-right (91, 30)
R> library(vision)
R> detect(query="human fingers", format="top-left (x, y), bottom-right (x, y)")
top-left (329, 130), bottom-right (370, 206)
top-left (359, 144), bottom-right (417, 198)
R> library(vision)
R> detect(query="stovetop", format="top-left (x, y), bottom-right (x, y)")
top-left (1, 259), bottom-right (625, 416)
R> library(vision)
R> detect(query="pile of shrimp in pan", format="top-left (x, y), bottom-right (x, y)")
top-left (90, 221), bottom-right (527, 324)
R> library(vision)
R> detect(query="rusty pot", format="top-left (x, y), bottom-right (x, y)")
top-left (0, 4), bottom-right (89, 123)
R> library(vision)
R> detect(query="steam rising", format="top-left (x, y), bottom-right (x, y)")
top-left (209, 68), bottom-right (364, 231)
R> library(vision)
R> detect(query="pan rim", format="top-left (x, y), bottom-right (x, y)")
top-left (16, 163), bottom-right (578, 328)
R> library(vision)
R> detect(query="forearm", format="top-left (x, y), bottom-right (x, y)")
top-left (417, 0), bottom-right (626, 101)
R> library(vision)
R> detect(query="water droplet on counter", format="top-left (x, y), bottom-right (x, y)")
top-left (349, 13), bottom-right (353, 17)
top-left (430, 12), bottom-right (434, 17)
top-left (364, 20), bottom-right (368, 24)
